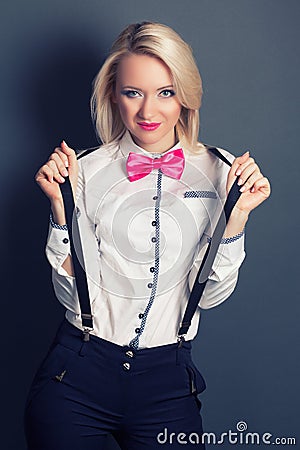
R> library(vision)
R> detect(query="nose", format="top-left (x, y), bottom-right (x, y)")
top-left (138, 96), bottom-right (156, 120)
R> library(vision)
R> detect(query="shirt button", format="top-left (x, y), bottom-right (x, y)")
top-left (147, 283), bottom-right (153, 289)
top-left (150, 267), bottom-right (155, 273)
top-left (151, 237), bottom-right (157, 243)
top-left (62, 238), bottom-right (69, 244)
top-left (135, 328), bottom-right (141, 334)
top-left (125, 350), bottom-right (134, 358)
top-left (123, 362), bottom-right (131, 371)
top-left (152, 221), bottom-right (157, 226)
top-left (153, 195), bottom-right (158, 200)
top-left (138, 313), bottom-right (144, 319)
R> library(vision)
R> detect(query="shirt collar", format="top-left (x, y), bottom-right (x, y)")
top-left (119, 130), bottom-right (182, 159)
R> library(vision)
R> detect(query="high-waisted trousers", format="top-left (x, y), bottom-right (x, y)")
top-left (24, 319), bottom-right (206, 449)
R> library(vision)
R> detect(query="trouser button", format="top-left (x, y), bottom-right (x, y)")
top-left (123, 362), bottom-right (131, 371)
top-left (125, 350), bottom-right (134, 358)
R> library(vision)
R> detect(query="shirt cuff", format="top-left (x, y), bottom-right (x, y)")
top-left (50, 213), bottom-right (68, 231)
top-left (207, 228), bottom-right (245, 245)
top-left (209, 231), bottom-right (246, 282)
top-left (45, 220), bottom-right (72, 276)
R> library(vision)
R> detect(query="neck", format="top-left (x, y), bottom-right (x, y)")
top-left (129, 130), bottom-right (177, 154)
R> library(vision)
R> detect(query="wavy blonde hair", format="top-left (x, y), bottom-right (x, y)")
top-left (91, 22), bottom-right (203, 151)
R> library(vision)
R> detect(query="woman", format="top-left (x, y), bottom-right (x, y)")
top-left (25, 22), bottom-right (270, 449)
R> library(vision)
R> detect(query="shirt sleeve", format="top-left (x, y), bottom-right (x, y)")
top-left (45, 159), bottom-right (101, 315)
top-left (187, 147), bottom-right (246, 309)
top-left (188, 228), bottom-right (246, 310)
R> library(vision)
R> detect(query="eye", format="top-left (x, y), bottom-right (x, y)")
top-left (159, 89), bottom-right (176, 98)
top-left (121, 90), bottom-right (142, 98)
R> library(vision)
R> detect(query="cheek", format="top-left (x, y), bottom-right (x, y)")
top-left (117, 100), bottom-right (136, 124)
top-left (167, 102), bottom-right (181, 123)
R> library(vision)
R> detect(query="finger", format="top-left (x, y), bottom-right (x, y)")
top-left (226, 151), bottom-right (251, 195)
top-left (47, 160), bottom-right (66, 183)
top-left (250, 176), bottom-right (271, 196)
top-left (35, 164), bottom-right (56, 184)
top-left (237, 162), bottom-right (260, 186)
top-left (49, 152), bottom-right (69, 177)
top-left (235, 156), bottom-right (255, 176)
top-left (239, 169), bottom-right (262, 193)
top-left (231, 150), bottom-right (250, 174)
top-left (54, 147), bottom-right (69, 168)
top-left (227, 151), bottom-right (249, 183)
top-left (60, 140), bottom-right (77, 167)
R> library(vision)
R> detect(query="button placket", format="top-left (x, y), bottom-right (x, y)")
top-left (129, 170), bottom-right (163, 350)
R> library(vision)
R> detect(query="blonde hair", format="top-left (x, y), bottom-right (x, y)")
top-left (91, 22), bottom-right (203, 151)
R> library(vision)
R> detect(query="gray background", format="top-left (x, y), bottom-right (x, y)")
top-left (1, 0), bottom-right (299, 448)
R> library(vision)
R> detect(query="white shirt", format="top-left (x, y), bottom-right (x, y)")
top-left (46, 131), bottom-right (246, 348)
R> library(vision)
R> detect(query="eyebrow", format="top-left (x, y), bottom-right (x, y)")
top-left (121, 85), bottom-right (174, 91)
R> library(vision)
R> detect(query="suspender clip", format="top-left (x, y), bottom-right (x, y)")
top-left (82, 327), bottom-right (93, 342)
top-left (177, 334), bottom-right (186, 348)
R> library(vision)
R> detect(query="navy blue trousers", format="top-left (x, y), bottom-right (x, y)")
top-left (24, 319), bottom-right (206, 449)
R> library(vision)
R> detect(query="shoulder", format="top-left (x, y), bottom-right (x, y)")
top-left (185, 142), bottom-right (235, 171)
top-left (186, 142), bottom-right (235, 163)
top-left (182, 142), bottom-right (236, 194)
top-left (77, 140), bottom-right (122, 182)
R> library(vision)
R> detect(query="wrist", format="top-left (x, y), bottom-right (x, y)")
top-left (230, 206), bottom-right (249, 223)
top-left (50, 199), bottom-right (66, 225)
top-left (224, 207), bottom-right (249, 238)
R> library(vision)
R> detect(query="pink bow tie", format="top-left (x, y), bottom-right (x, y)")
top-left (126, 149), bottom-right (185, 182)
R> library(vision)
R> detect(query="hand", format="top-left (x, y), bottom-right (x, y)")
top-left (226, 151), bottom-right (271, 216)
top-left (35, 141), bottom-right (78, 202)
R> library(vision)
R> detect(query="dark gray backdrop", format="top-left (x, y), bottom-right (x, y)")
top-left (1, 1), bottom-right (299, 449)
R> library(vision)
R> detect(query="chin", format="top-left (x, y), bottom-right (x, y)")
top-left (132, 131), bottom-right (162, 146)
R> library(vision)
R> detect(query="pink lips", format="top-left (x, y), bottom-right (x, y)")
top-left (137, 122), bottom-right (161, 131)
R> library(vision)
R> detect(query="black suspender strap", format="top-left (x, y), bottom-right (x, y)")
top-left (177, 147), bottom-right (242, 340)
top-left (60, 175), bottom-right (93, 341)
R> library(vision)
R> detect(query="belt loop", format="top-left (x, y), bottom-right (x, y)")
top-left (79, 340), bottom-right (88, 356)
top-left (176, 346), bottom-right (179, 365)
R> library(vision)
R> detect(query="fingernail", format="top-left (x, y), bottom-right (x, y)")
top-left (240, 185), bottom-right (246, 192)
top-left (237, 178), bottom-right (243, 186)
top-left (63, 169), bottom-right (68, 176)
top-left (62, 140), bottom-right (68, 147)
top-left (250, 187), bottom-right (255, 193)
top-left (236, 169), bottom-right (242, 176)
top-left (244, 150), bottom-right (250, 155)
top-left (65, 159), bottom-right (69, 168)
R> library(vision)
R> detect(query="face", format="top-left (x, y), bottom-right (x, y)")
top-left (114, 53), bottom-right (182, 153)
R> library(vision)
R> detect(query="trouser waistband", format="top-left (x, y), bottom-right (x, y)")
top-left (52, 319), bottom-right (193, 374)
